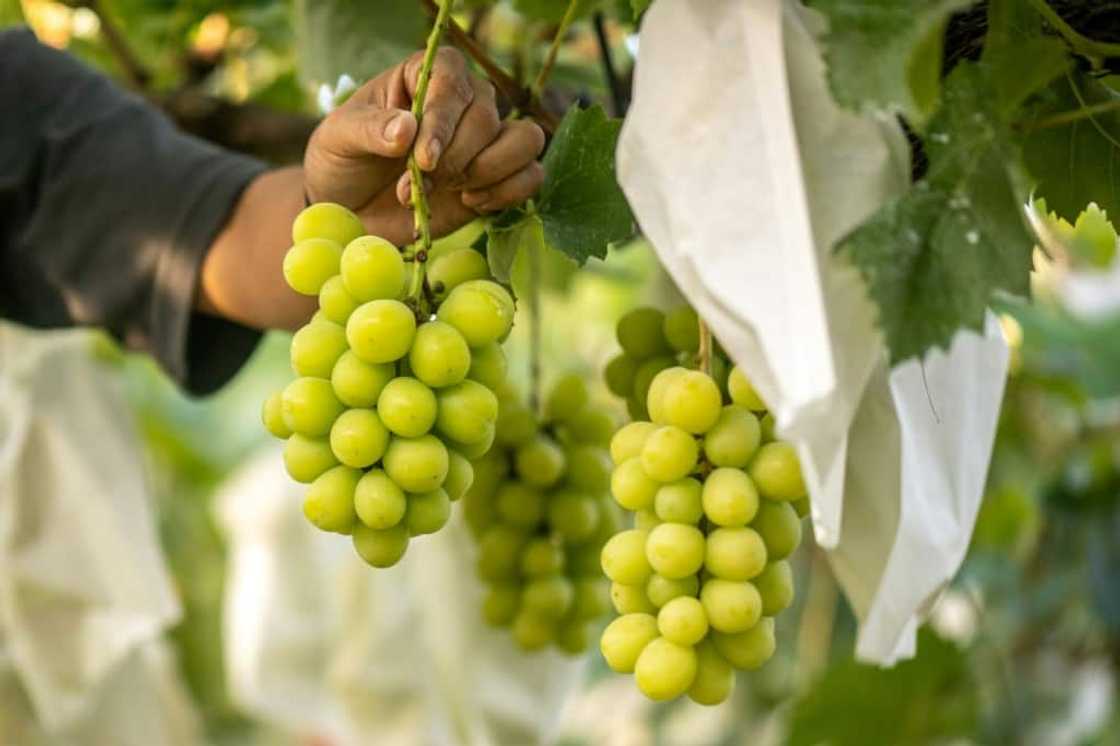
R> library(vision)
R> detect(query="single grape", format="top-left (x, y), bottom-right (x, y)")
top-left (600, 613), bottom-right (659, 673)
top-left (646, 366), bottom-right (689, 425)
top-left (556, 621), bottom-right (590, 654)
top-left (477, 524), bottom-right (529, 582)
top-left (662, 306), bottom-right (700, 353)
top-left (283, 433), bottom-right (338, 483)
top-left (482, 583), bottom-right (521, 626)
top-left (700, 579), bottom-right (762, 633)
top-left (646, 523), bottom-right (706, 579)
top-left (330, 351), bottom-right (394, 408)
top-left (437, 280), bottom-right (515, 347)
top-left (377, 377), bottom-right (438, 438)
top-left (634, 508), bottom-right (661, 531)
top-left (522, 575), bottom-right (574, 618)
top-left (443, 451), bottom-right (474, 501)
top-left (617, 307), bottom-right (670, 359)
top-left (728, 365), bottom-right (767, 411)
top-left (568, 542), bottom-right (606, 577)
top-left (634, 637), bottom-right (698, 701)
top-left (611, 582), bottom-right (657, 614)
top-left (749, 442), bottom-right (807, 501)
top-left (427, 248), bottom-right (489, 298)
top-left (340, 235), bottom-right (406, 302)
top-left (283, 238), bottom-right (342, 295)
top-left (566, 409), bottom-right (617, 447)
top-left (711, 617), bottom-right (775, 670)
top-left (262, 391), bottom-right (292, 439)
top-left (466, 342), bottom-right (508, 390)
top-left (661, 370), bottom-right (722, 434)
top-left (601, 529), bottom-right (653, 585)
top-left (646, 574), bottom-right (700, 608)
top-left (610, 457), bottom-right (659, 511)
top-left (654, 478), bottom-right (704, 524)
top-left (610, 421), bottom-right (658, 466)
top-left (565, 444), bottom-right (611, 492)
top-left (383, 434), bottom-right (449, 492)
top-left (548, 491), bottom-right (601, 542)
top-left (688, 639), bottom-right (735, 705)
top-left (405, 488), bottom-right (451, 535)
top-left (632, 356), bottom-right (675, 404)
top-left (657, 596), bottom-right (709, 646)
top-left (752, 501), bottom-right (802, 560)
top-left (495, 482), bottom-right (546, 529)
top-left (521, 537), bottom-right (565, 577)
top-left (303, 465), bottom-right (361, 533)
top-left (545, 373), bottom-right (590, 423)
top-left (495, 403), bottom-right (538, 448)
top-left (640, 426), bottom-right (699, 483)
top-left (755, 561), bottom-right (794, 616)
top-left (354, 469), bottom-right (407, 529)
top-left (346, 300), bottom-right (416, 363)
top-left (705, 527), bottom-right (767, 581)
top-left (282, 377), bottom-right (345, 436)
top-left (514, 435), bottom-right (566, 488)
top-left (409, 320), bottom-right (471, 388)
top-left (462, 487), bottom-right (497, 539)
top-left (570, 578), bottom-right (610, 620)
top-left (703, 405), bottom-right (761, 468)
top-left (292, 202), bottom-right (364, 246)
top-left (435, 380), bottom-right (499, 445)
top-left (291, 319), bottom-right (348, 378)
top-left (352, 523), bottom-right (410, 568)
top-left (511, 611), bottom-right (556, 651)
top-left (701, 467), bottom-right (760, 527)
top-left (604, 353), bottom-right (639, 398)
top-left (329, 408), bottom-right (390, 468)
top-left (318, 275), bottom-right (358, 325)
top-left (448, 422), bottom-right (496, 459)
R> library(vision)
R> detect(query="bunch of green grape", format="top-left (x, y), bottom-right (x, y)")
top-left (261, 203), bottom-right (514, 568)
top-left (461, 374), bottom-right (622, 654)
top-left (598, 307), bottom-right (809, 704)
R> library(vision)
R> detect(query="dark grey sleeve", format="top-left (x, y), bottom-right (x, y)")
top-left (0, 27), bottom-right (268, 395)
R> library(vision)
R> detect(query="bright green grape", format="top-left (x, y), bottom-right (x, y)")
top-left (617, 307), bottom-right (670, 359)
top-left (522, 575), bottom-right (574, 618)
top-left (755, 561), bottom-right (794, 616)
top-left (688, 639), bottom-right (735, 706)
top-left (346, 300), bottom-right (416, 363)
top-left (352, 523), bottom-right (410, 568)
top-left (703, 405), bottom-right (761, 468)
top-left (329, 408), bottom-right (390, 468)
top-left (728, 365), bottom-right (767, 411)
top-left (354, 469), bottom-right (407, 529)
top-left (262, 391), bottom-right (292, 439)
top-left (283, 433), bottom-right (338, 483)
top-left (435, 380), bottom-right (499, 445)
top-left (700, 579), bottom-right (762, 633)
top-left (646, 574), bottom-right (699, 608)
top-left (634, 508), bottom-right (661, 531)
top-left (701, 467), bottom-right (760, 527)
top-left (303, 465), bottom-right (361, 533)
top-left (610, 457), bottom-right (659, 511)
top-left (292, 202), bottom-right (364, 246)
top-left (340, 235), bottom-right (406, 302)
top-left (548, 491), bottom-right (600, 542)
top-left (611, 582), bottom-right (657, 614)
top-left (482, 584), bottom-right (520, 626)
top-left (653, 478), bottom-right (703, 524)
top-left (712, 617), bottom-right (775, 670)
top-left (749, 442), bottom-right (807, 501)
top-left (282, 377), bottom-right (344, 436)
top-left (646, 366), bottom-right (688, 425)
top-left (437, 280), bottom-right (515, 347)
top-left (514, 435), bottom-right (566, 488)
top-left (605, 353), bottom-right (639, 398)
top-left (318, 275), bottom-right (359, 325)
top-left (601, 529), bottom-right (652, 585)
top-left (705, 527), bottom-right (767, 581)
top-left (661, 370), bottom-right (722, 434)
top-left (632, 356), bottom-right (675, 404)
top-left (556, 621), bottom-right (590, 654)
top-left (495, 482), bottom-right (546, 529)
top-left (443, 451), bottom-right (474, 501)
top-left (521, 537), bottom-right (565, 577)
top-left (377, 377), bottom-right (437, 438)
top-left (383, 435), bottom-right (449, 492)
top-left (495, 403), bottom-right (538, 448)
top-left (330, 351), bottom-right (394, 408)
top-left (283, 238), bottom-right (342, 295)
top-left (405, 488), bottom-right (451, 535)
top-left (466, 342), bottom-right (507, 390)
top-left (640, 426), bottom-right (699, 483)
top-left (662, 306), bottom-right (700, 353)
top-left (427, 248), bottom-right (489, 298)
top-left (545, 373), bottom-right (590, 423)
top-left (409, 320), bottom-right (470, 388)
top-left (567, 409), bottom-right (617, 447)
top-left (600, 613), bottom-right (659, 673)
top-left (571, 578), bottom-right (610, 620)
top-left (610, 421), bottom-right (658, 465)
top-left (646, 523), bottom-right (705, 579)
top-left (634, 637), bottom-right (698, 701)
top-left (448, 422), bottom-right (495, 459)
top-left (752, 501), bottom-right (802, 560)
top-left (566, 445), bottom-right (611, 492)
top-left (511, 611), bottom-right (556, 651)
top-left (657, 596), bottom-right (708, 646)
top-left (477, 524), bottom-right (528, 582)
top-left (291, 319), bottom-right (348, 378)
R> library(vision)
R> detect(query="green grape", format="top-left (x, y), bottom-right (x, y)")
top-left (792, 496), bottom-right (810, 518)
top-left (568, 543), bottom-right (605, 577)
top-left (760, 412), bottom-right (777, 442)
top-left (571, 578), bottom-right (610, 620)
top-left (752, 501), bottom-right (802, 560)
top-left (303, 465), bottom-right (361, 533)
top-left (449, 422), bottom-right (496, 459)
top-left (657, 596), bottom-right (709, 646)
top-left (712, 617), bottom-right (775, 670)
top-left (292, 202), bottom-right (365, 246)
top-left (556, 621), bottom-right (590, 654)
top-left (626, 395), bottom-right (649, 422)
top-left (282, 377), bottom-right (345, 436)
top-left (645, 523), bottom-right (705, 579)
top-left (610, 457), bottom-right (659, 511)
top-left (702, 467), bottom-right (760, 527)
top-left (640, 426), bottom-right (699, 483)
top-left (545, 373), bottom-right (590, 423)
top-left (435, 380), bottom-right (499, 444)
top-left (443, 451), bottom-right (474, 501)
top-left (262, 391), bottom-right (292, 439)
top-left (728, 366), bottom-right (767, 411)
top-left (318, 275), bottom-right (359, 325)
top-left (330, 351), bottom-right (394, 408)
top-left (604, 353), bottom-right (639, 398)
top-left (703, 405), bottom-right (761, 468)
top-left (646, 574), bottom-right (700, 608)
top-left (662, 306), bottom-right (700, 353)
top-left (495, 482), bottom-right (546, 529)
top-left (495, 404), bottom-right (538, 448)
top-left (354, 469), bottom-right (407, 529)
top-left (688, 639), bottom-right (735, 706)
top-left (522, 575), bottom-right (574, 618)
top-left (617, 307), bottom-right (670, 359)
top-left (521, 537), bottom-right (565, 577)
top-left (634, 508), bottom-right (661, 531)
top-left (427, 248), bottom-right (489, 298)
top-left (566, 445), bottom-right (611, 492)
top-left (654, 478), bottom-right (703, 524)
top-left (340, 235), bottom-right (406, 302)
top-left (346, 300), bottom-right (416, 363)
top-left (437, 280), bottom-right (515, 347)
top-left (511, 611), bottom-right (556, 651)
top-left (611, 582), bottom-right (657, 614)
top-left (548, 491), bottom-right (600, 542)
top-left (329, 408), bottom-right (390, 468)
top-left (755, 561), bottom-right (794, 616)
top-left (601, 529), bottom-right (652, 585)
top-left (749, 442), bottom-right (807, 501)
top-left (634, 637), bottom-right (698, 701)
top-left (514, 435), bottom-right (566, 488)
top-left (705, 527), bottom-right (767, 581)
top-left (283, 238), bottom-right (343, 295)
top-left (409, 320), bottom-right (471, 388)
top-left (383, 435), bottom-right (449, 492)
top-left (378, 377), bottom-right (438, 437)
top-left (610, 421), bottom-right (658, 466)
top-left (405, 488), bottom-right (451, 535)
top-left (632, 356), bottom-right (675, 404)
top-left (477, 524), bottom-right (528, 582)
top-left (566, 409), bottom-right (617, 447)
top-left (600, 613), bottom-right (659, 673)
top-left (482, 584), bottom-right (521, 626)
top-left (291, 319), bottom-right (348, 378)
top-left (352, 523), bottom-right (410, 568)
top-left (466, 342), bottom-right (507, 390)
top-left (462, 487), bottom-right (497, 539)
top-left (700, 579), bottom-right (762, 633)
top-left (647, 366), bottom-right (688, 425)
top-left (283, 433), bottom-right (338, 483)
top-left (661, 370), bottom-right (722, 434)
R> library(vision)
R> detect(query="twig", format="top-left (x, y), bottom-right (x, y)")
top-left (697, 316), bottom-right (713, 375)
top-left (80, 0), bottom-right (152, 89)
top-left (1027, 0), bottom-right (1120, 64)
top-left (1018, 97), bottom-right (1120, 132)
top-left (591, 12), bottom-right (626, 117)
top-left (528, 233), bottom-right (542, 414)
top-left (533, 0), bottom-right (579, 95)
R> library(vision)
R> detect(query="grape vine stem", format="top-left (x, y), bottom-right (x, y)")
top-left (533, 0), bottom-right (580, 96)
top-left (697, 316), bottom-right (713, 376)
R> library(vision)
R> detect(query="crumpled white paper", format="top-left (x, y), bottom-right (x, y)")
top-left (618, 0), bottom-right (1009, 663)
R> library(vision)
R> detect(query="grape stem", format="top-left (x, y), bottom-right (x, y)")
top-left (533, 0), bottom-right (580, 96)
top-left (697, 316), bottom-right (713, 376)
top-left (528, 218), bottom-right (542, 414)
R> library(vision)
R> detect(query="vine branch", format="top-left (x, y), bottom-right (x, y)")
top-left (528, 231), bottom-right (543, 414)
top-left (77, 0), bottom-right (152, 90)
top-left (533, 0), bottom-right (579, 95)
top-left (697, 316), bottom-right (712, 375)
top-left (1027, 0), bottom-right (1120, 64)
top-left (1018, 97), bottom-right (1120, 132)
top-left (591, 12), bottom-right (626, 117)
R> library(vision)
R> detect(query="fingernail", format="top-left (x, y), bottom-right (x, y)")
top-left (425, 139), bottom-right (442, 168)
top-left (397, 175), bottom-right (411, 205)
top-left (384, 112), bottom-right (409, 141)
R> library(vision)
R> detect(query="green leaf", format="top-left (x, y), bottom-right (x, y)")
top-left (840, 63), bottom-right (1034, 363)
top-left (294, 0), bottom-right (428, 88)
top-left (486, 213), bottom-right (544, 285)
top-left (806, 0), bottom-right (971, 126)
top-left (982, 0), bottom-right (1072, 115)
top-left (788, 629), bottom-right (978, 746)
top-left (537, 105), bottom-right (634, 264)
top-left (630, 0), bottom-right (652, 18)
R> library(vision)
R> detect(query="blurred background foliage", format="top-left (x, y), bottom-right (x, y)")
top-left (4, 0), bottom-right (1120, 744)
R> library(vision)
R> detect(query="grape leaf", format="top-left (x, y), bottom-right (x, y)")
top-left (839, 63), bottom-right (1034, 363)
top-left (486, 211), bottom-right (543, 284)
top-left (806, 0), bottom-right (971, 126)
top-left (982, 0), bottom-right (1071, 115)
top-left (537, 105), bottom-right (635, 264)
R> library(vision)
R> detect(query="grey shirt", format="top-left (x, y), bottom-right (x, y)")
top-left (0, 28), bottom-right (266, 395)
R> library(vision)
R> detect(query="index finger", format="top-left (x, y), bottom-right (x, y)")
top-left (404, 47), bottom-right (475, 172)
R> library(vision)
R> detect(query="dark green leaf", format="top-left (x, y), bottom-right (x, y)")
top-left (983, 0), bottom-right (1072, 115)
top-left (537, 105), bottom-right (634, 264)
top-left (487, 214), bottom-right (544, 284)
